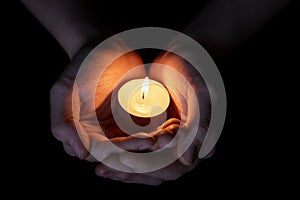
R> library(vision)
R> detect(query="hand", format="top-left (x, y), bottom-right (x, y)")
top-left (50, 43), bottom-right (157, 161)
top-left (50, 38), bottom-right (185, 172)
top-left (95, 52), bottom-right (212, 185)
top-left (50, 45), bottom-right (92, 159)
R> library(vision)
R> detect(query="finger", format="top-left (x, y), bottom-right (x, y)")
top-left (150, 127), bottom-right (179, 151)
top-left (110, 133), bottom-right (155, 152)
top-left (114, 174), bottom-right (163, 186)
top-left (97, 154), bottom-right (133, 173)
top-left (158, 118), bottom-right (181, 130)
top-left (50, 82), bottom-right (89, 159)
top-left (50, 46), bottom-right (95, 155)
top-left (149, 130), bottom-right (174, 151)
top-left (50, 80), bottom-right (74, 143)
top-left (188, 79), bottom-right (211, 130)
top-left (143, 160), bottom-right (195, 181)
top-left (149, 118), bottom-right (180, 151)
top-left (176, 85), bottom-right (210, 165)
top-left (88, 132), bottom-right (154, 162)
top-left (119, 146), bottom-right (179, 174)
top-left (178, 125), bottom-right (207, 166)
top-left (119, 153), bottom-right (193, 181)
top-left (95, 164), bottom-right (163, 186)
top-left (52, 120), bottom-right (89, 159)
top-left (178, 140), bottom-right (199, 166)
top-left (63, 143), bottom-right (76, 157)
top-left (95, 163), bottom-right (130, 179)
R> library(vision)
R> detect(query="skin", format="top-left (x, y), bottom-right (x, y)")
top-left (95, 52), bottom-right (212, 185)
top-left (21, 0), bottom-right (291, 185)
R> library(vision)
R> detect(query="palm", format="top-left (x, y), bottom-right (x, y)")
top-left (94, 52), bottom-right (212, 185)
top-left (74, 49), bottom-right (182, 162)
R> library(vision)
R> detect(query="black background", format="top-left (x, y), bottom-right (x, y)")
top-left (4, 0), bottom-right (298, 196)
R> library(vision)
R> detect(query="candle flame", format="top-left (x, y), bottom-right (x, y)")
top-left (141, 76), bottom-right (149, 99)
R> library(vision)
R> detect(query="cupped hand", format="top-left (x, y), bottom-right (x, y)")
top-left (50, 43), bottom-right (155, 161)
top-left (51, 43), bottom-right (212, 185)
top-left (95, 51), bottom-right (212, 185)
top-left (50, 43), bottom-right (182, 167)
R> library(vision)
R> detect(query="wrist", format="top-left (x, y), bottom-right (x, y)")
top-left (67, 26), bottom-right (108, 59)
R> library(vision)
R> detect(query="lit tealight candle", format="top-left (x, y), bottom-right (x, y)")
top-left (118, 77), bottom-right (170, 118)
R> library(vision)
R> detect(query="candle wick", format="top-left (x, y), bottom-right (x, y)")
top-left (142, 92), bottom-right (144, 100)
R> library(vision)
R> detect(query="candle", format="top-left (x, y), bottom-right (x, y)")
top-left (118, 77), bottom-right (170, 118)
